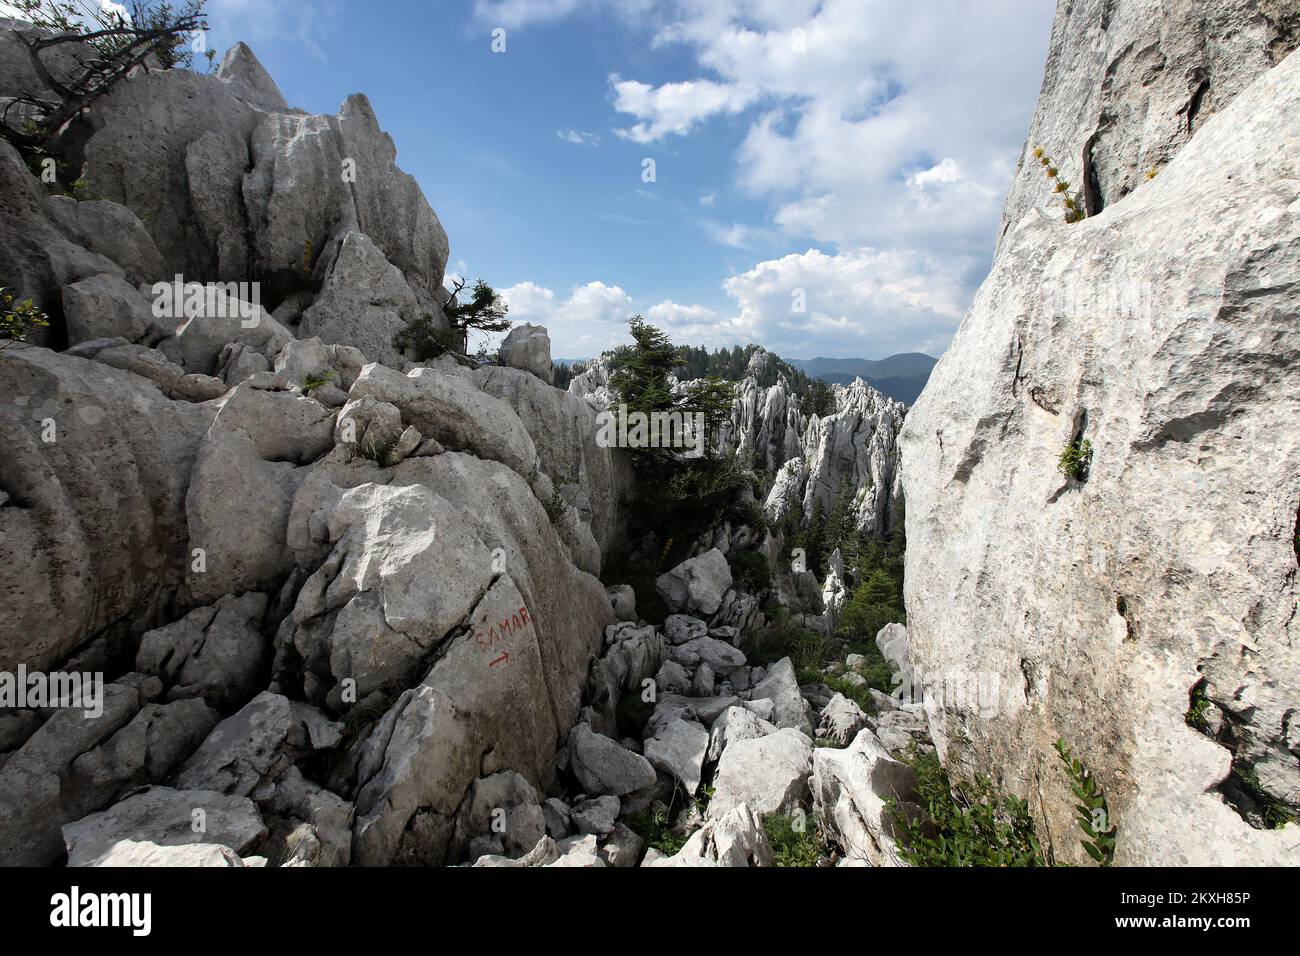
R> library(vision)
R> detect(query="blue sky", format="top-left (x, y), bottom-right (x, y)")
top-left (200, 0), bottom-right (1056, 360)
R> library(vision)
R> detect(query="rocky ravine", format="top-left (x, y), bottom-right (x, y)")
top-left (0, 26), bottom-right (916, 869)
top-left (3, 0), bottom-right (1296, 870)
top-left (903, 0), bottom-right (1300, 865)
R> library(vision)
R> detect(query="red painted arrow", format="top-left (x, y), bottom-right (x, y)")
top-left (489, 652), bottom-right (509, 668)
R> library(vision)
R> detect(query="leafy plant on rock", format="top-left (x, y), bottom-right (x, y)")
top-left (544, 487), bottom-right (569, 524)
top-left (1057, 437), bottom-right (1093, 482)
top-left (393, 313), bottom-right (458, 362)
top-left (0, 289), bottom-right (50, 348)
top-left (763, 813), bottom-right (822, 867)
top-left (624, 808), bottom-right (690, 857)
top-left (1032, 146), bottom-right (1087, 223)
top-left (889, 746), bottom-right (1046, 867)
top-left (1185, 681), bottom-right (1213, 734)
top-left (1054, 738), bottom-right (1117, 865)
top-left (301, 370), bottom-right (333, 395)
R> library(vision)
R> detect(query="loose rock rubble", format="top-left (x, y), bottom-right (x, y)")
top-left (452, 609), bottom-right (937, 868)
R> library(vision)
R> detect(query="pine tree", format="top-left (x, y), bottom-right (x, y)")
top-left (608, 316), bottom-right (684, 446)
top-left (822, 477), bottom-right (858, 568)
top-left (805, 497), bottom-right (827, 578)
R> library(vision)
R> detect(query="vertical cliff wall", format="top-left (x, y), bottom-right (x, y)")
top-left (901, 0), bottom-right (1299, 865)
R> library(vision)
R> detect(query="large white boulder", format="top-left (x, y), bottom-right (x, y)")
top-left (749, 657), bottom-right (814, 737)
top-left (498, 323), bottom-right (554, 384)
top-left (61, 787), bottom-right (266, 868)
top-left (707, 727), bottom-right (813, 821)
top-left (643, 715), bottom-right (710, 795)
top-left (810, 727), bottom-right (918, 867)
top-left (817, 694), bottom-right (871, 747)
top-left (567, 723), bottom-right (657, 797)
top-left (656, 548), bottom-right (733, 616)
top-left (646, 803), bottom-right (773, 867)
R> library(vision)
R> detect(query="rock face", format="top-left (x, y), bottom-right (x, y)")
top-left (786, 379), bottom-right (906, 537)
top-left (902, 11), bottom-right (1300, 864)
top-left (62, 787), bottom-right (266, 867)
top-left (723, 373), bottom-right (803, 473)
top-left (708, 728), bottom-right (813, 820)
top-left (811, 728), bottom-right (918, 867)
top-left (570, 348), bottom-right (907, 541)
top-left (998, 0), bottom-right (1300, 248)
top-left (498, 323), bottom-right (555, 384)
top-left (0, 347), bottom-right (214, 673)
top-left (0, 28), bottom-right (626, 869)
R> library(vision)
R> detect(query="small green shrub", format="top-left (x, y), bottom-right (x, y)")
top-left (821, 672), bottom-right (877, 713)
top-left (625, 808), bottom-right (690, 856)
top-left (749, 607), bottom-right (826, 672)
top-left (301, 370), bottom-right (334, 395)
top-left (762, 813), bottom-right (822, 867)
top-left (1057, 437), bottom-right (1093, 482)
top-left (0, 289), bottom-right (50, 348)
top-left (393, 314), bottom-right (459, 362)
top-left (1054, 739), bottom-right (1117, 865)
top-left (544, 487), bottom-right (570, 524)
top-left (889, 747), bottom-right (1046, 867)
top-left (1185, 682), bottom-right (1212, 734)
top-left (839, 640), bottom-right (896, 699)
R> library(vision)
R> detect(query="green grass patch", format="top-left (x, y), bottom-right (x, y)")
top-left (1231, 765), bottom-right (1296, 830)
top-left (762, 813), bottom-right (822, 867)
top-left (624, 808), bottom-right (691, 856)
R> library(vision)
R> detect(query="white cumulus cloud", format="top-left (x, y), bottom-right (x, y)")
top-left (610, 74), bottom-right (757, 143)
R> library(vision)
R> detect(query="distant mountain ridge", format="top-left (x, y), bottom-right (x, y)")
top-left (556, 351), bottom-right (937, 405)
top-left (786, 353), bottom-right (938, 405)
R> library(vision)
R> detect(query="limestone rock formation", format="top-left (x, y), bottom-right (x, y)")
top-left (998, 0), bottom-right (1300, 248)
top-left (656, 548), bottom-right (734, 616)
top-left (902, 11), bottom-right (1300, 864)
top-left (811, 728), bottom-right (919, 867)
top-left (498, 323), bottom-right (555, 384)
top-left (0, 29), bottom-right (624, 868)
top-left (788, 379), bottom-right (906, 537)
top-left (569, 349), bottom-right (907, 541)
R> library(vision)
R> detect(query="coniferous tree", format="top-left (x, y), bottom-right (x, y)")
top-left (2, 1), bottom-right (209, 161)
top-left (805, 497), bottom-right (827, 578)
